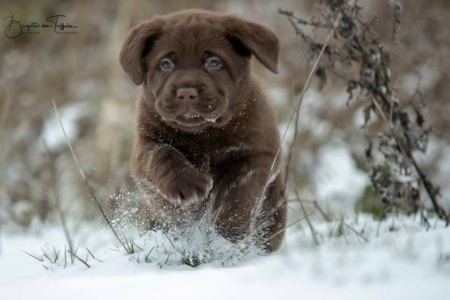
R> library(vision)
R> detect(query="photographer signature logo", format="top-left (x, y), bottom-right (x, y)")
top-left (4, 15), bottom-right (78, 38)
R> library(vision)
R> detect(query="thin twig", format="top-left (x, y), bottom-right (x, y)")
top-left (412, 158), bottom-right (449, 224)
top-left (261, 211), bottom-right (314, 246)
top-left (248, 12), bottom-right (343, 246)
top-left (296, 191), bottom-right (320, 245)
top-left (372, 96), bottom-right (448, 224)
top-left (282, 12), bottom-right (343, 190)
top-left (343, 222), bottom-right (368, 243)
top-left (328, 221), bottom-right (338, 241)
top-left (313, 200), bottom-right (332, 222)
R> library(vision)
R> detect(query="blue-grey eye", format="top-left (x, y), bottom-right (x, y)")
top-left (160, 58), bottom-right (173, 71)
top-left (206, 57), bottom-right (222, 69)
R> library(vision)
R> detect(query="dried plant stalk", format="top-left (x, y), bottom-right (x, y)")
top-left (280, 0), bottom-right (448, 225)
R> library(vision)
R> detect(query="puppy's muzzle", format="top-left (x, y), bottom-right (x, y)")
top-left (156, 71), bottom-right (228, 128)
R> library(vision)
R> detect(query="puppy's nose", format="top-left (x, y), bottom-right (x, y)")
top-left (176, 87), bottom-right (198, 101)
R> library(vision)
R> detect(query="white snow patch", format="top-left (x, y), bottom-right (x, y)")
top-left (311, 143), bottom-right (368, 213)
top-left (353, 106), bottom-right (367, 128)
top-left (39, 102), bottom-right (92, 152)
top-left (0, 216), bottom-right (449, 300)
top-left (299, 89), bottom-right (333, 138)
top-left (266, 86), bottom-right (289, 109)
top-left (415, 137), bottom-right (450, 209)
top-left (400, 63), bottom-right (440, 95)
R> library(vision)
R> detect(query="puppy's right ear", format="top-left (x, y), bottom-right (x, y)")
top-left (119, 19), bottom-right (164, 85)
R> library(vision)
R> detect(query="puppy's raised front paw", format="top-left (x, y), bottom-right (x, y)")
top-left (159, 169), bottom-right (213, 206)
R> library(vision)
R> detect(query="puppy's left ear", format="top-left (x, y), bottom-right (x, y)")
top-left (225, 16), bottom-right (280, 73)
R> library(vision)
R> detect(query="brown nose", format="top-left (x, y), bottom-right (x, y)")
top-left (176, 87), bottom-right (198, 101)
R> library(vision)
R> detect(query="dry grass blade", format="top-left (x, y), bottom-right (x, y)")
top-left (64, 245), bottom-right (67, 268)
top-left (22, 250), bottom-right (44, 262)
top-left (85, 247), bottom-right (103, 262)
top-left (343, 222), bottom-right (368, 243)
top-left (51, 100), bottom-right (130, 253)
top-left (279, 11), bottom-right (342, 190)
top-left (0, 86), bottom-right (13, 141)
top-left (246, 11), bottom-right (342, 248)
top-left (67, 250), bottom-right (91, 268)
top-left (40, 247), bottom-right (53, 263)
top-left (42, 141), bottom-right (75, 263)
top-left (313, 200), bottom-right (332, 222)
top-left (145, 246), bottom-right (155, 263)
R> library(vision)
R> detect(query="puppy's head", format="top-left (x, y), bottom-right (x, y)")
top-left (120, 10), bottom-right (280, 132)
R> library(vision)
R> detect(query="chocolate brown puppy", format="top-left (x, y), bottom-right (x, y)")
top-left (120, 9), bottom-right (286, 252)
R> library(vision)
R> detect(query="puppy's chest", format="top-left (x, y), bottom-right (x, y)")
top-left (167, 131), bottom-right (250, 172)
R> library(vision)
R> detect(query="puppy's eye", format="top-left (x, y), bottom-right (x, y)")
top-left (160, 58), bottom-right (174, 71)
top-left (205, 57), bottom-right (222, 70)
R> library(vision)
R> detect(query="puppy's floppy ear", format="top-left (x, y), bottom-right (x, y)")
top-left (119, 18), bottom-right (164, 85)
top-left (224, 16), bottom-right (280, 73)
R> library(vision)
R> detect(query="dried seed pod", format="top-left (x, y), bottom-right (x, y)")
top-left (385, 67), bottom-right (391, 79)
top-left (368, 52), bottom-right (381, 69)
top-left (337, 15), bottom-right (356, 39)
top-left (389, 0), bottom-right (403, 14)
top-left (361, 68), bottom-right (375, 85)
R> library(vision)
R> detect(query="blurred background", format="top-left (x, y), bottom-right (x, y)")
top-left (1, 0), bottom-right (449, 230)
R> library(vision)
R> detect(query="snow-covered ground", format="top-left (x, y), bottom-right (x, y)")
top-left (3, 83), bottom-right (448, 299)
top-left (3, 90), bottom-right (448, 299)
top-left (1, 215), bottom-right (449, 300)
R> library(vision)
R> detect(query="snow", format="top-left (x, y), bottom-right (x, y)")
top-left (400, 63), bottom-right (441, 95)
top-left (1, 215), bottom-right (449, 300)
top-left (415, 137), bottom-right (450, 209)
top-left (39, 102), bottom-right (92, 152)
top-left (311, 143), bottom-right (368, 213)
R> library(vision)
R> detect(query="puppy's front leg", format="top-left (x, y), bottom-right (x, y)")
top-left (211, 155), bottom-right (286, 251)
top-left (132, 139), bottom-right (213, 206)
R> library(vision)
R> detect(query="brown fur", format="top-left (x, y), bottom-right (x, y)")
top-left (120, 9), bottom-right (286, 252)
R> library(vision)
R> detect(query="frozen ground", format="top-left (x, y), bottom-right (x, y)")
top-left (0, 215), bottom-right (449, 300)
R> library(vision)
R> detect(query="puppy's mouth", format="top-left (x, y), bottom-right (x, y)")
top-left (173, 112), bottom-right (220, 128)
